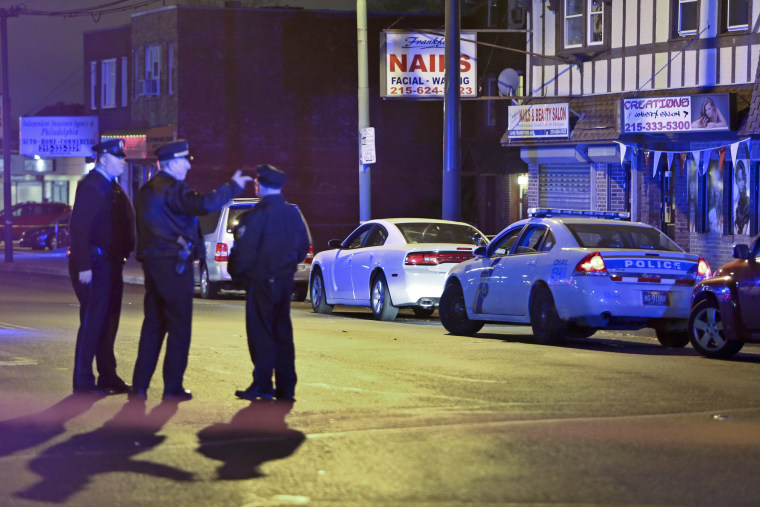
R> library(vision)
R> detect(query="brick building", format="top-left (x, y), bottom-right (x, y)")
top-left (84, 4), bottom-right (524, 251)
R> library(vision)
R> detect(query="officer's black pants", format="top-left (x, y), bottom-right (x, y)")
top-left (245, 276), bottom-right (297, 396)
top-left (132, 256), bottom-right (194, 394)
top-left (69, 256), bottom-right (124, 390)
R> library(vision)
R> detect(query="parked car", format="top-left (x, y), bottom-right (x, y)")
top-left (193, 198), bottom-right (313, 300)
top-left (688, 237), bottom-right (760, 358)
top-left (19, 213), bottom-right (71, 250)
top-left (439, 208), bottom-right (712, 346)
top-left (0, 201), bottom-right (71, 242)
top-left (309, 218), bottom-right (488, 321)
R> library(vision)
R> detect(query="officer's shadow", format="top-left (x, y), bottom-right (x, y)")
top-left (0, 394), bottom-right (101, 458)
top-left (197, 401), bottom-right (305, 480)
top-left (15, 399), bottom-right (194, 503)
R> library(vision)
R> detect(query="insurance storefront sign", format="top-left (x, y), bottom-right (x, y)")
top-left (507, 103), bottom-right (569, 138)
top-left (621, 93), bottom-right (731, 134)
top-left (20, 116), bottom-right (99, 157)
top-left (383, 30), bottom-right (477, 98)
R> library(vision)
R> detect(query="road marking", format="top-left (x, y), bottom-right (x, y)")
top-left (0, 321), bottom-right (33, 330)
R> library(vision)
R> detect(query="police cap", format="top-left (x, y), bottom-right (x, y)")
top-left (256, 164), bottom-right (288, 188)
top-left (92, 138), bottom-right (126, 158)
top-left (155, 140), bottom-right (191, 162)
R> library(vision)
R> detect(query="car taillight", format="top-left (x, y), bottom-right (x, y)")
top-left (572, 251), bottom-right (608, 276)
top-left (304, 244), bottom-right (314, 264)
top-left (215, 242), bottom-right (228, 262)
top-left (696, 256), bottom-right (711, 281)
top-left (405, 251), bottom-right (473, 265)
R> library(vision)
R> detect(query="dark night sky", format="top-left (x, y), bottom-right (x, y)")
top-left (0, 0), bottom-right (354, 121)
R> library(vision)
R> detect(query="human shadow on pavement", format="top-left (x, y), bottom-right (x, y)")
top-left (15, 399), bottom-right (194, 503)
top-left (0, 393), bottom-right (101, 458)
top-left (196, 400), bottom-right (305, 480)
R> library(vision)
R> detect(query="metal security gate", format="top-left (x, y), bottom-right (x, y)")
top-left (538, 165), bottom-right (591, 209)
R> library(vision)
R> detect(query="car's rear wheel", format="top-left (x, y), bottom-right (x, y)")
top-left (529, 286), bottom-right (566, 345)
top-left (688, 299), bottom-right (744, 358)
top-left (200, 264), bottom-right (220, 299)
top-left (371, 272), bottom-right (398, 321)
top-left (310, 269), bottom-right (333, 314)
top-left (655, 327), bottom-right (689, 348)
top-left (439, 282), bottom-right (484, 336)
top-left (292, 282), bottom-right (308, 302)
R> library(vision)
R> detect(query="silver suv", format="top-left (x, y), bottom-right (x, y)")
top-left (193, 198), bottom-right (313, 300)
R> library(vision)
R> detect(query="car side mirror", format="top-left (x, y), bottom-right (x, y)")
top-left (474, 245), bottom-right (487, 257)
top-left (328, 238), bottom-right (343, 249)
top-left (733, 244), bottom-right (750, 260)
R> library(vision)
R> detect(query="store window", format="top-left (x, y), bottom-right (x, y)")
top-left (733, 160), bottom-right (750, 235)
top-left (674, 0), bottom-right (698, 37)
top-left (101, 58), bottom-right (116, 109)
top-left (723, 0), bottom-right (749, 32)
top-left (560, 0), bottom-right (608, 52)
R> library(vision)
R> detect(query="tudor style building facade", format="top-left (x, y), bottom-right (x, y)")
top-left (504, 0), bottom-right (760, 269)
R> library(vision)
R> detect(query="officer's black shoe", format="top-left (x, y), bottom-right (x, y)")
top-left (128, 388), bottom-right (148, 401)
top-left (162, 389), bottom-right (192, 402)
top-left (275, 390), bottom-right (296, 402)
top-left (97, 378), bottom-right (131, 395)
top-left (235, 385), bottom-right (274, 401)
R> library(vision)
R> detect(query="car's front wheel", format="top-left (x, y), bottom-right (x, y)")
top-left (371, 273), bottom-right (398, 321)
top-left (688, 299), bottom-right (744, 358)
top-left (199, 264), bottom-right (220, 299)
top-left (529, 286), bottom-right (566, 345)
top-left (310, 269), bottom-right (333, 314)
top-left (439, 282), bottom-right (484, 336)
top-left (292, 282), bottom-right (308, 302)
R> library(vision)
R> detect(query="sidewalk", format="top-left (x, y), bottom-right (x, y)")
top-left (0, 247), bottom-right (145, 285)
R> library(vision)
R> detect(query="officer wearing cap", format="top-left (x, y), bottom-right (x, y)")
top-left (69, 138), bottom-right (136, 395)
top-left (130, 140), bottom-right (253, 402)
top-left (228, 164), bottom-right (310, 402)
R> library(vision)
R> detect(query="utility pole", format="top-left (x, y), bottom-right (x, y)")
top-left (1, 8), bottom-right (17, 263)
top-left (357, 0), bottom-right (371, 221)
top-left (442, 0), bottom-right (461, 221)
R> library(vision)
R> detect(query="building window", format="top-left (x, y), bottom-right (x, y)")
top-left (133, 48), bottom-right (140, 99)
top-left (168, 41), bottom-right (174, 95)
top-left (724, 0), bottom-right (749, 32)
top-left (90, 61), bottom-right (97, 110)
top-left (101, 59), bottom-right (116, 108)
top-left (676, 0), bottom-right (698, 37)
top-left (561, 0), bottom-right (608, 52)
top-left (121, 57), bottom-right (128, 107)
top-left (143, 44), bottom-right (161, 96)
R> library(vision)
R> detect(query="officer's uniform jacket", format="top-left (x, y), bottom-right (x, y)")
top-left (229, 194), bottom-right (310, 283)
top-left (69, 169), bottom-right (135, 272)
top-left (136, 171), bottom-right (242, 261)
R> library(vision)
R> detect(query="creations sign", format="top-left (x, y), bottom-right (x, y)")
top-left (507, 103), bottom-right (569, 138)
top-left (621, 93), bottom-right (731, 134)
top-left (20, 116), bottom-right (98, 157)
top-left (383, 30), bottom-right (477, 98)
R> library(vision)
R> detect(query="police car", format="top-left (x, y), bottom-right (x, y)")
top-left (438, 208), bottom-right (711, 347)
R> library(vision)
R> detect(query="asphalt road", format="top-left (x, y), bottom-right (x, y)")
top-left (1, 268), bottom-right (760, 506)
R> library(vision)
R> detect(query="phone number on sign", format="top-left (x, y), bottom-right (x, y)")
top-left (389, 86), bottom-right (474, 96)
top-left (624, 121), bottom-right (691, 133)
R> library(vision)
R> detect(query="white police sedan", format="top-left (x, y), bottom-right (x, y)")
top-left (439, 209), bottom-right (711, 347)
top-left (310, 218), bottom-right (488, 321)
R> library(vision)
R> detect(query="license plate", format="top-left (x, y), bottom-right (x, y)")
top-left (643, 290), bottom-right (669, 306)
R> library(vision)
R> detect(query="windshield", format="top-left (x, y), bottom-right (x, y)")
top-left (397, 222), bottom-right (487, 246)
top-left (566, 223), bottom-right (682, 252)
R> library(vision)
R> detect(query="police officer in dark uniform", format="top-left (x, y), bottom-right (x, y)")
top-left (229, 164), bottom-right (310, 402)
top-left (69, 138), bottom-right (135, 395)
top-left (130, 140), bottom-right (253, 402)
